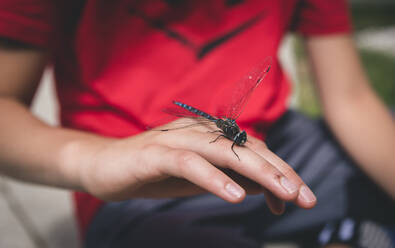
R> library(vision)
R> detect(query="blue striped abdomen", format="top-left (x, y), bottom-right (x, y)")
top-left (173, 101), bottom-right (217, 121)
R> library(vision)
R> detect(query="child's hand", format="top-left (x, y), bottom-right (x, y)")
top-left (79, 118), bottom-right (316, 215)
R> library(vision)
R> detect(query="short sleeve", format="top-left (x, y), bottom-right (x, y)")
top-left (291, 0), bottom-right (352, 36)
top-left (0, 0), bottom-right (55, 48)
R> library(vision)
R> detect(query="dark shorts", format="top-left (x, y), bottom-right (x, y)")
top-left (85, 111), bottom-right (395, 248)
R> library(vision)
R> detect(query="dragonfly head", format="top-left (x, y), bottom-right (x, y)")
top-left (234, 130), bottom-right (247, 145)
top-left (225, 118), bottom-right (236, 124)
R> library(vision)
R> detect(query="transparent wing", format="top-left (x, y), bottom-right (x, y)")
top-left (153, 120), bottom-right (217, 131)
top-left (226, 57), bottom-right (272, 120)
top-left (148, 105), bottom-right (216, 131)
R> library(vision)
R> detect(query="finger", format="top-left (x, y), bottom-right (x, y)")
top-left (262, 188), bottom-right (285, 215)
top-left (247, 136), bottom-right (317, 209)
top-left (222, 167), bottom-right (285, 215)
top-left (221, 145), bottom-right (299, 202)
top-left (165, 132), bottom-right (300, 202)
top-left (150, 145), bottom-right (247, 203)
top-left (222, 169), bottom-right (265, 195)
top-left (132, 177), bottom-right (207, 198)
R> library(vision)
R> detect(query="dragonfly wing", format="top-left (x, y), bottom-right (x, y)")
top-left (152, 120), bottom-right (217, 131)
top-left (226, 57), bottom-right (272, 120)
top-left (148, 106), bottom-right (217, 131)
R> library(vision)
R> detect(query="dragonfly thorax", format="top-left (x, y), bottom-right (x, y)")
top-left (215, 119), bottom-right (246, 145)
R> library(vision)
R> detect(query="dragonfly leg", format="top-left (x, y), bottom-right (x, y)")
top-left (231, 142), bottom-right (240, 161)
top-left (209, 134), bottom-right (226, 144)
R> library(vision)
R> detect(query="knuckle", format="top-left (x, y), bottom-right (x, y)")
top-left (174, 150), bottom-right (198, 173)
top-left (258, 159), bottom-right (272, 171)
top-left (261, 161), bottom-right (283, 179)
top-left (140, 144), bottom-right (171, 167)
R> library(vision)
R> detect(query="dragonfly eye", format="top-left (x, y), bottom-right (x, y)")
top-left (236, 131), bottom-right (247, 145)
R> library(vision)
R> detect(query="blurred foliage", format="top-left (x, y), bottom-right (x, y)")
top-left (351, 3), bottom-right (395, 30)
top-left (360, 49), bottom-right (395, 106)
top-left (295, 3), bottom-right (395, 117)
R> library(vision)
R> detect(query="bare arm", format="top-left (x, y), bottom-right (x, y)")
top-left (306, 34), bottom-right (395, 198)
top-left (0, 39), bottom-right (316, 213)
top-left (0, 40), bottom-right (109, 190)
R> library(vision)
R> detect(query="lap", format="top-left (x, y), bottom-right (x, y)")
top-left (85, 110), bottom-right (395, 248)
top-left (264, 110), bottom-right (395, 245)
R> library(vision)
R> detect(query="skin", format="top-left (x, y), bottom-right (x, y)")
top-left (309, 36), bottom-right (395, 248)
top-left (306, 35), bottom-right (395, 200)
top-left (0, 38), bottom-right (315, 215)
top-left (0, 33), bottom-right (393, 233)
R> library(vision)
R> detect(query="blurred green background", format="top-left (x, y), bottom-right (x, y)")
top-left (295, 1), bottom-right (395, 117)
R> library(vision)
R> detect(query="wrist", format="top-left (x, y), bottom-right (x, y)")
top-left (57, 133), bottom-right (115, 192)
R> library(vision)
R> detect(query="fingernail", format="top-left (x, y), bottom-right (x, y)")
top-left (225, 183), bottom-right (244, 199)
top-left (280, 177), bottom-right (298, 194)
top-left (299, 185), bottom-right (316, 203)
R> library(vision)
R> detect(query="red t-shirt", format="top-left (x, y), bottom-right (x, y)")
top-left (0, 0), bottom-right (351, 238)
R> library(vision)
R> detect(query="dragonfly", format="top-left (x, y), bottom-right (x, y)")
top-left (157, 57), bottom-right (272, 160)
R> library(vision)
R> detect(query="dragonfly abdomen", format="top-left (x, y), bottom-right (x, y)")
top-left (173, 101), bottom-right (217, 121)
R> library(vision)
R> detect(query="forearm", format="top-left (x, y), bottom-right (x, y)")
top-left (323, 84), bottom-right (395, 197)
top-left (306, 35), bottom-right (395, 198)
top-left (0, 97), bottom-right (112, 190)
